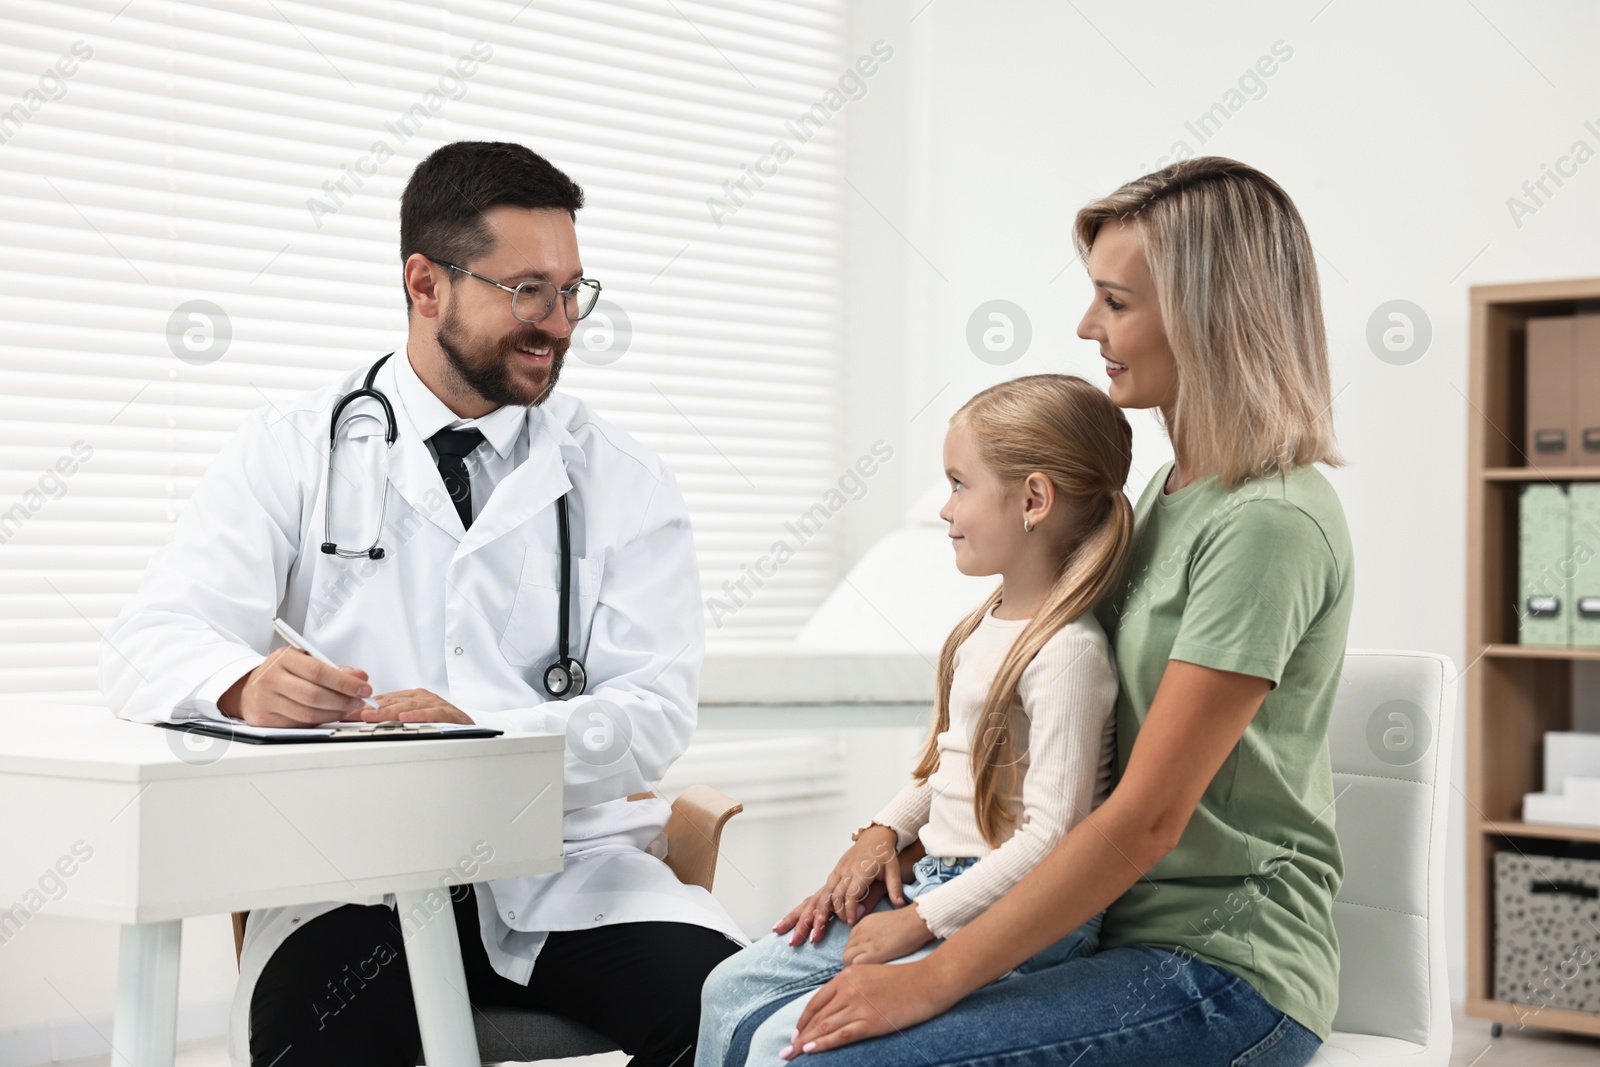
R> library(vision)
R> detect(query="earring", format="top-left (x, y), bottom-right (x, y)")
top-left (1023, 519), bottom-right (1032, 532)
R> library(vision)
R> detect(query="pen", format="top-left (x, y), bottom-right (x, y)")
top-left (271, 617), bottom-right (380, 710)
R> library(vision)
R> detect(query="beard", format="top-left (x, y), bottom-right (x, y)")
top-left (436, 301), bottom-right (569, 408)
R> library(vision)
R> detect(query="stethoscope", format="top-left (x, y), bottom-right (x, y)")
top-left (319, 353), bottom-right (587, 699)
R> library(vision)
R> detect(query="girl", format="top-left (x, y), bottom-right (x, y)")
top-left (697, 373), bottom-right (1135, 1067)
top-left (779, 157), bottom-right (1348, 1067)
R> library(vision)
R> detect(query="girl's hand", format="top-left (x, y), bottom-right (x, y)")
top-left (772, 887), bottom-right (838, 946)
top-left (771, 825), bottom-right (908, 940)
top-left (780, 958), bottom-right (963, 1059)
top-left (771, 825), bottom-right (905, 945)
top-left (842, 902), bottom-right (933, 966)
top-left (823, 824), bottom-right (904, 924)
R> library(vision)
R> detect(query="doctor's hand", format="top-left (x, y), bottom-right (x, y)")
top-left (363, 689), bottom-right (474, 725)
top-left (220, 648), bottom-right (372, 727)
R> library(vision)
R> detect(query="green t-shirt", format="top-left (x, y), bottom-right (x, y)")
top-left (1093, 460), bottom-right (1354, 1039)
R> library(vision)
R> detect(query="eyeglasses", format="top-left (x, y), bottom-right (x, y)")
top-left (433, 259), bottom-right (603, 324)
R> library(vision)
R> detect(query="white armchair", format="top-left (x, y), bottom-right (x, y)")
top-left (1315, 650), bottom-right (1457, 1065)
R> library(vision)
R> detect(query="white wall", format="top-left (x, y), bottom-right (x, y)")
top-left (839, 0), bottom-right (1600, 1005)
top-left (0, 913), bottom-right (235, 1062)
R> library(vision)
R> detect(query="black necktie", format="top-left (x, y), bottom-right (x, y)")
top-left (430, 427), bottom-right (486, 531)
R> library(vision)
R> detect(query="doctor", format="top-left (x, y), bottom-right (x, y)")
top-left (101, 141), bottom-right (747, 1067)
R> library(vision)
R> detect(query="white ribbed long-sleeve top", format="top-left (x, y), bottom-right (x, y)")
top-left (865, 606), bottom-right (1119, 938)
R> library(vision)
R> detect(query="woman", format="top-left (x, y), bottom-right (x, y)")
top-left (777, 157), bottom-right (1352, 1066)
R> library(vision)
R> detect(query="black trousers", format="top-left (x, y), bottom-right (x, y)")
top-left (249, 883), bottom-right (740, 1067)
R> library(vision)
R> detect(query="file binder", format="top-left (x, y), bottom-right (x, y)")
top-left (1572, 482), bottom-right (1600, 648)
top-left (1519, 483), bottom-right (1570, 646)
top-left (1527, 316), bottom-right (1576, 466)
top-left (1578, 315), bottom-right (1600, 463)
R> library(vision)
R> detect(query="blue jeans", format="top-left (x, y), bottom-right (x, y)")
top-left (743, 943), bottom-right (1323, 1067)
top-left (902, 855), bottom-right (979, 902)
top-left (696, 856), bottom-right (1103, 1067)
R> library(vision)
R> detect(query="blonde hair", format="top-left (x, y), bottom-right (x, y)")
top-left (1073, 156), bottom-right (1344, 489)
top-left (912, 374), bottom-right (1134, 847)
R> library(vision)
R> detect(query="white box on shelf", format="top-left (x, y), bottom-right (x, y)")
top-left (1563, 776), bottom-right (1600, 817)
top-left (1524, 791), bottom-right (1571, 824)
top-left (1544, 731), bottom-right (1600, 794)
top-left (1523, 790), bottom-right (1600, 827)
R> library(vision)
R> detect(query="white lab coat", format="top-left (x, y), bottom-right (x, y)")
top-left (99, 355), bottom-right (748, 1066)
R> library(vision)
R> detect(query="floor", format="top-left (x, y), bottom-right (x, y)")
top-left (52, 1006), bottom-right (1600, 1066)
top-left (56, 1046), bottom-right (631, 1067)
top-left (1446, 1006), bottom-right (1600, 1067)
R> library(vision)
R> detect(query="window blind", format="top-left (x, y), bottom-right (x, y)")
top-left (0, 0), bottom-right (846, 701)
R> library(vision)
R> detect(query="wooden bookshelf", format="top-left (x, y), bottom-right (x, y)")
top-left (1466, 278), bottom-right (1600, 1038)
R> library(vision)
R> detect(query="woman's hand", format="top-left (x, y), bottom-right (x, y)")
top-left (771, 825), bottom-right (905, 945)
top-left (780, 958), bottom-right (963, 1059)
top-left (842, 902), bottom-right (933, 966)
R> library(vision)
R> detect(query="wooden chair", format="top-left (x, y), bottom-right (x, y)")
top-left (231, 785), bottom-right (743, 1065)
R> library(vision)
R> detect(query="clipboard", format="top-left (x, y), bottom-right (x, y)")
top-left (157, 720), bottom-right (503, 745)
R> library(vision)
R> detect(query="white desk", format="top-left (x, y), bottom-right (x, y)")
top-left (0, 705), bottom-right (564, 1067)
